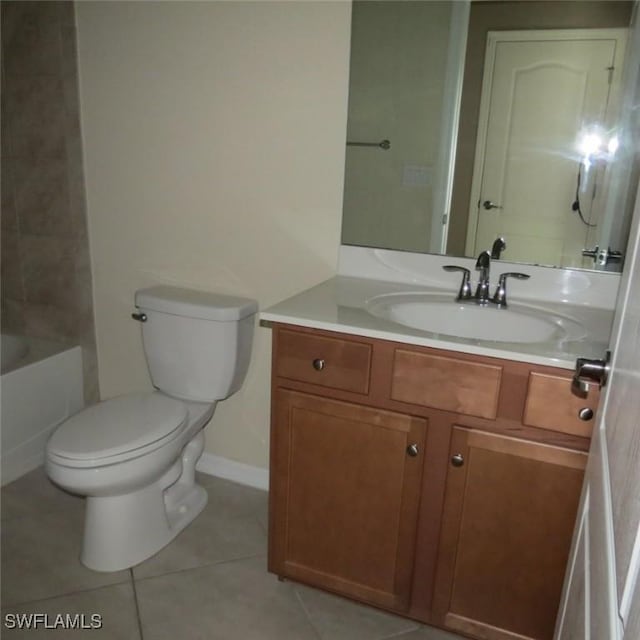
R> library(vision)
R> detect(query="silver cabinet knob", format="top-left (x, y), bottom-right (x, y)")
top-left (312, 358), bottom-right (325, 371)
top-left (578, 407), bottom-right (594, 421)
top-left (131, 312), bottom-right (147, 322)
top-left (451, 453), bottom-right (464, 467)
top-left (406, 444), bottom-right (419, 457)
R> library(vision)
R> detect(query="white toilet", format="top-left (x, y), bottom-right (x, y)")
top-left (45, 285), bottom-right (258, 572)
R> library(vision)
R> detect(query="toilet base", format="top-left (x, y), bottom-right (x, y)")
top-left (81, 431), bottom-right (207, 572)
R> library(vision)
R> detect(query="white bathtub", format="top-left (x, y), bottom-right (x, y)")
top-left (1, 334), bottom-right (84, 485)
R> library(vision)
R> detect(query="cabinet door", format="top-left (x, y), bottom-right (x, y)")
top-left (270, 389), bottom-right (426, 612)
top-left (433, 427), bottom-right (587, 640)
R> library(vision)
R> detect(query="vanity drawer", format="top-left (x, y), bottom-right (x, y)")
top-left (523, 372), bottom-right (598, 438)
top-left (390, 349), bottom-right (502, 419)
top-left (275, 329), bottom-right (372, 394)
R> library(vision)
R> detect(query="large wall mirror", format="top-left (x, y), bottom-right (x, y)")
top-left (341, 0), bottom-right (639, 272)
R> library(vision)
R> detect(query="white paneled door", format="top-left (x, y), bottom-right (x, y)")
top-left (555, 184), bottom-right (640, 639)
top-left (467, 29), bottom-right (626, 268)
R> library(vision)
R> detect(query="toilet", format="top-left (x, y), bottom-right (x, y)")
top-left (45, 285), bottom-right (258, 572)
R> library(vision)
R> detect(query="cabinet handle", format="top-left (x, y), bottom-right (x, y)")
top-left (312, 358), bottom-right (325, 371)
top-left (578, 407), bottom-right (594, 421)
top-left (451, 453), bottom-right (464, 467)
top-left (406, 444), bottom-right (419, 457)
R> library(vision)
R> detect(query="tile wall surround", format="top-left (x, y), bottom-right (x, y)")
top-left (1, 0), bottom-right (98, 403)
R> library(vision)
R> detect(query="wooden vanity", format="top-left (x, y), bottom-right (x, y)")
top-left (267, 323), bottom-right (599, 640)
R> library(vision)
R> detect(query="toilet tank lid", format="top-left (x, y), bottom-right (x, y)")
top-left (135, 286), bottom-right (258, 321)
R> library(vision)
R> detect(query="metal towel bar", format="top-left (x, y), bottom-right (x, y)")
top-left (346, 139), bottom-right (391, 150)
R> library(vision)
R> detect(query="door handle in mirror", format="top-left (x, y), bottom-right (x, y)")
top-left (582, 246), bottom-right (624, 266)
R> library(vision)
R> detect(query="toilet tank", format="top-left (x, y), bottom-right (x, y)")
top-left (134, 286), bottom-right (258, 403)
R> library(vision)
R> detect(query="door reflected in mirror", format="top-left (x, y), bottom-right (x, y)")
top-left (341, 0), bottom-right (637, 272)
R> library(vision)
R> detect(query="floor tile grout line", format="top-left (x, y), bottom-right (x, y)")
top-left (1, 578), bottom-right (132, 610)
top-left (130, 568), bottom-right (145, 640)
top-left (0, 503), bottom-right (85, 525)
top-left (378, 624), bottom-right (425, 640)
top-left (131, 550), bottom-right (269, 585)
top-left (253, 509), bottom-right (269, 536)
top-left (292, 585), bottom-right (428, 640)
top-left (383, 624), bottom-right (465, 640)
top-left (293, 587), bottom-right (324, 640)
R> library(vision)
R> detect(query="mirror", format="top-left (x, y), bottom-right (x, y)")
top-left (341, 0), bottom-right (638, 272)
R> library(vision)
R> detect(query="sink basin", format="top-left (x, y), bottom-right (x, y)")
top-left (366, 293), bottom-right (586, 344)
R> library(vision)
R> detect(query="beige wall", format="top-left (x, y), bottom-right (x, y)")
top-left (76, 1), bottom-right (351, 469)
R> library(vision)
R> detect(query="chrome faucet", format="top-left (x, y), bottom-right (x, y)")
top-left (474, 250), bottom-right (491, 304)
top-left (443, 248), bottom-right (531, 307)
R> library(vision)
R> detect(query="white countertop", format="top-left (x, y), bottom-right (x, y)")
top-left (260, 276), bottom-right (614, 370)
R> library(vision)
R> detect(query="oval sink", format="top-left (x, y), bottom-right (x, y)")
top-left (366, 293), bottom-right (586, 344)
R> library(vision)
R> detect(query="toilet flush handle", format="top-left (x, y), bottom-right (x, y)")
top-left (131, 312), bottom-right (147, 322)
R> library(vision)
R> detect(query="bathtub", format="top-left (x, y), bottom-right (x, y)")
top-left (1, 334), bottom-right (84, 485)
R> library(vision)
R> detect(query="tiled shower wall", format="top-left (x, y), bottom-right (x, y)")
top-left (1, 1), bottom-right (98, 403)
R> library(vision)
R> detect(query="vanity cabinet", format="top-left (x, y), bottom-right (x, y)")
top-left (270, 389), bottom-right (426, 611)
top-left (432, 427), bottom-right (587, 640)
top-left (268, 323), bottom-right (599, 640)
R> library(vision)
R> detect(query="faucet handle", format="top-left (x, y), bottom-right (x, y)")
top-left (443, 265), bottom-right (472, 300)
top-left (492, 272), bottom-right (531, 308)
top-left (499, 271), bottom-right (530, 281)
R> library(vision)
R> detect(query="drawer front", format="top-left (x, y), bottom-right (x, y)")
top-left (276, 329), bottom-right (372, 394)
top-left (390, 349), bottom-right (502, 419)
top-left (523, 372), bottom-right (599, 437)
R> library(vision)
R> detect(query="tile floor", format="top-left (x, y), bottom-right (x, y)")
top-left (1, 467), bottom-right (463, 640)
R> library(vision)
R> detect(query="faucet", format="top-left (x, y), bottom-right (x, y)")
top-left (491, 237), bottom-right (506, 259)
top-left (443, 248), bottom-right (531, 307)
top-left (474, 250), bottom-right (491, 304)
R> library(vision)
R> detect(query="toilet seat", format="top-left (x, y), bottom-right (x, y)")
top-left (47, 392), bottom-right (188, 468)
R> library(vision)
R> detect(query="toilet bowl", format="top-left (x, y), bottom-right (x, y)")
top-left (45, 286), bottom-right (257, 572)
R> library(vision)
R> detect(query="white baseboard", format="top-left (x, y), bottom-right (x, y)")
top-left (196, 452), bottom-right (269, 492)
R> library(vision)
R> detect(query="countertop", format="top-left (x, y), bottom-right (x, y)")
top-left (260, 276), bottom-right (614, 370)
